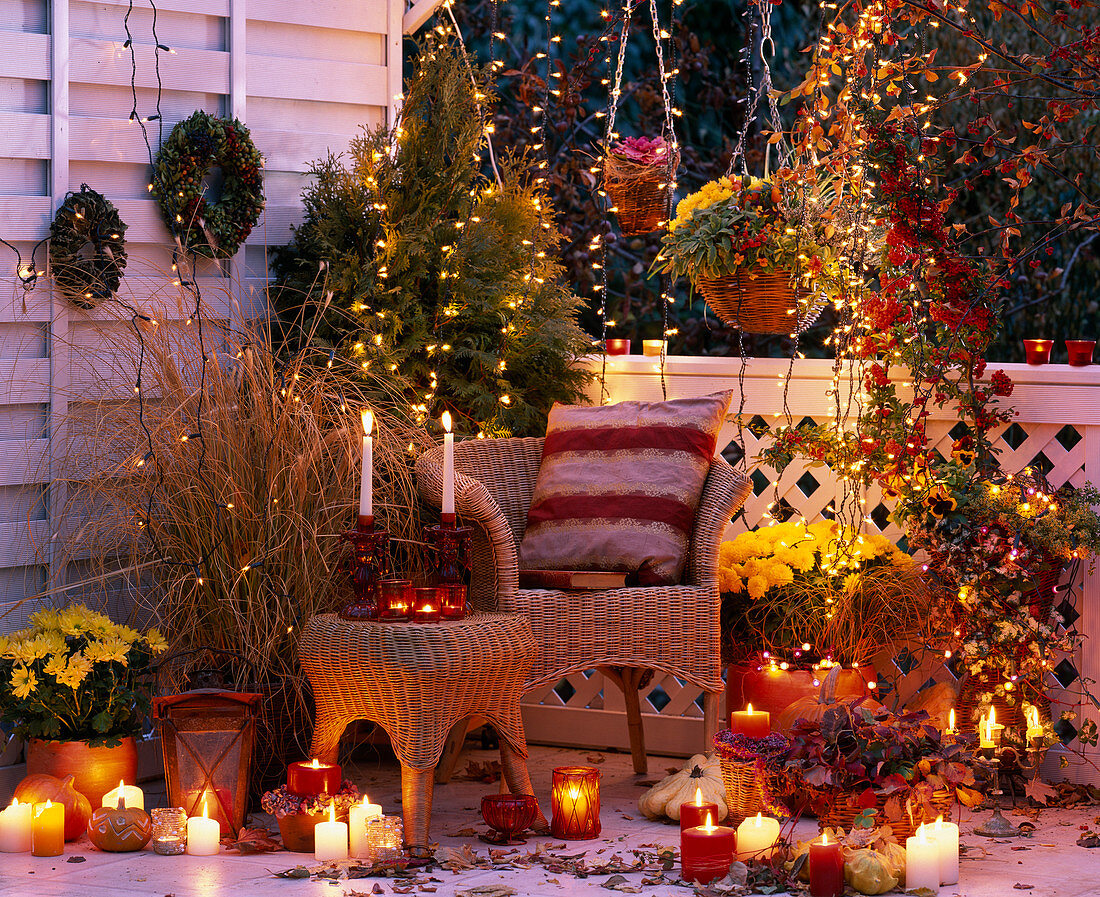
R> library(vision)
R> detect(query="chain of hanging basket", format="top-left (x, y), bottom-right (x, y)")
top-left (152, 110), bottom-right (265, 259)
top-left (48, 184), bottom-right (129, 309)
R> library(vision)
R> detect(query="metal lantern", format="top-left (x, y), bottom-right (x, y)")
top-left (153, 689), bottom-right (262, 836)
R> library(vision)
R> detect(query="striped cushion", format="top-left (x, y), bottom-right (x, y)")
top-left (518, 392), bottom-right (733, 586)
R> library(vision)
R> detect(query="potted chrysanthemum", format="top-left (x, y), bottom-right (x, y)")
top-left (603, 135), bottom-right (679, 235)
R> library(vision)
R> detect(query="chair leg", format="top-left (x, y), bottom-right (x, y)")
top-left (703, 689), bottom-right (720, 753)
top-left (601, 666), bottom-right (649, 774)
top-left (435, 717), bottom-right (476, 784)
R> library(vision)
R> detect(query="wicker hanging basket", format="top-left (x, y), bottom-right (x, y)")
top-left (820, 788), bottom-right (955, 841)
top-left (956, 670), bottom-right (1049, 733)
top-left (604, 152), bottom-right (679, 236)
top-left (696, 265), bottom-right (824, 335)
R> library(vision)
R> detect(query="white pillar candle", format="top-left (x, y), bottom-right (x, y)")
top-left (349, 794), bottom-right (383, 859)
top-left (1025, 704), bottom-right (1044, 741)
top-left (359, 409), bottom-right (373, 519)
top-left (441, 411), bottom-right (454, 517)
top-left (735, 812), bottom-right (780, 861)
top-left (315, 801), bottom-right (348, 862)
top-left (186, 798), bottom-right (220, 856)
top-left (905, 824), bottom-right (940, 893)
top-left (101, 780), bottom-right (145, 811)
top-left (0, 799), bottom-right (32, 853)
top-left (932, 816), bottom-right (959, 885)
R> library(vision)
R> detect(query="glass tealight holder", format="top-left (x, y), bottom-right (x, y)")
top-left (439, 582), bottom-right (469, 620)
top-left (379, 579), bottom-right (413, 622)
top-left (412, 586), bottom-right (442, 623)
top-left (150, 807), bottom-right (187, 855)
top-left (362, 815), bottom-right (404, 864)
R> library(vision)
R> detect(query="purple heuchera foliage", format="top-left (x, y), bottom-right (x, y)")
top-left (612, 135), bottom-right (671, 165)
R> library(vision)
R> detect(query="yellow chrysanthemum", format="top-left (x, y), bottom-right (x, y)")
top-left (719, 568), bottom-right (745, 594)
top-left (11, 665), bottom-right (37, 700)
top-left (88, 636), bottom-right (130, 666)
top-left (746, 574), bottom-right (770, 600)
top-left (42, 653), bottom-right (69, 679)
top-left (28, 608), bottom-right (61, 632)
top-left (56, 652), bottom-right (94, 689)
top-left (766, 562), bottom-right (794, 588)
top-left (843, 573), bottom-right (861, 594)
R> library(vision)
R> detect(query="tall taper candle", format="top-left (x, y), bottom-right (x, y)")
top-left (360, 409), bottom-right (373, 519)
top-left (441, 410), bottom-right (454, 517)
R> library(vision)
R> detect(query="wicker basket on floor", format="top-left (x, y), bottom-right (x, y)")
top-left (719, 757), bottom-right (770, 825)
top-left (604, 152), bottom-right (678, 236)
top-left (697, 266), bottom-right (823, 335)
top-left (820, 788), bottom-right (955, 840)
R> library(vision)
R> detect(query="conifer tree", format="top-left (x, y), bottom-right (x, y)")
top-left (273, 34), bottom-right (591, 436)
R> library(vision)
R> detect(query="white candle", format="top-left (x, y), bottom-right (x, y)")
top-left (359, 409), bottom-right (373, 519)
top-left (735, 812), bottom-right (780, 861)
top-left (186, 797), bottom-right (220, 856)
top-left (0, 799), bottom-right (32, 853)
top-left (979, 707), bottom-right (1004, 749)
top-left (315, 801), bottom-right (348, 862)
top-left (1025, 704), bottom-right (1044, 741)
top-left (906, 824), bottom-right (940, 893)
top-left (441, 410), bottom-right (454, 517)
top-left (102, 779), bottom-right (145, 811)
top-left (349, 794), bottom-right (382, 858)
top-left (932, 816), bottom-right (959, 885)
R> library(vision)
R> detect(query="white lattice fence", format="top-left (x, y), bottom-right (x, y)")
top-left (520, 356), bottom-right (1100, 782)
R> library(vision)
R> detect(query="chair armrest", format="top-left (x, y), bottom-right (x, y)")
top-left (686, 457), bottom-right (752, 587)
top-left (415, 446), bottom-right (520, 606)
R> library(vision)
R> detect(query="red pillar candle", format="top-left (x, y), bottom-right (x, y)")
top-left (808, 832), bottom-right (844, 897)
top-left (679, 787), bottom-right (720, 832)
top-left (681, 811), bottom-right (735, 885)
top-left (730, 703), bottom-right (771, 737)
top-left (287, 758), bottom-right (342, 795)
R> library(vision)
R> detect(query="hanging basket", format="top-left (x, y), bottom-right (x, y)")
top-left (604, 152), bottom-right (678, 236)
top-left (956, 670), bottom-right (1048, 733)
top-left (696, 265), bottom-right (823, 335)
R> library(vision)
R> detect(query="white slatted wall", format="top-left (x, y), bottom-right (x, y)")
top-left (0, 0), bottom-right (406, 631)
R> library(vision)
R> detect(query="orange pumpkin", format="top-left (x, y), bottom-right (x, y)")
top-left (14, 773), bottom-right (92, 841)
top-left (775, 665), bottom-right (881, 732)
top-left (87, 798), bottom-right (152, 852)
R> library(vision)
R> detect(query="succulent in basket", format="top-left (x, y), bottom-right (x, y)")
top-left (782, 703), bottom-right (982, 827)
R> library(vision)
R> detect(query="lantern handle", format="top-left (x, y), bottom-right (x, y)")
top-left (153, 646), bottom-right (257, 695)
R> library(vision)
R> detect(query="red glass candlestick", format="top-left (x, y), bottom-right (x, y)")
top-left (1023, 339), bottom-right (1053, 365)
top-left (808, 833), bottom-right (844, 897)
top-left (339, 516), bottom-right (390, 621)
top-left (287, 759), bottom-right (342, 796)
top-left (424, 521), bottom-right (472, 586)
top-left (681, 812), bottom-right (735, 885)
top-left (1067, 339), bottom-right (1095, 367)
top-left (550, 767), bottom-right (601, 839)
top-left (680, 789), bottom-right (720, 832)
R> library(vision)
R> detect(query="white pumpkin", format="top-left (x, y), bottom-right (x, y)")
top-left (638, 753), bottom-right (728, 822)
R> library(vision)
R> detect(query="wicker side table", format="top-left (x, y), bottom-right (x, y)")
top-left (298, 612), bottom-right (545, 853)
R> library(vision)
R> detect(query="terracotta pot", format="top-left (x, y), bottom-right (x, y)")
top-left (725, 663), bottom-right (876, 729)
top-left (26, 737), bottom-right (138, 809)
top-left (277, 808), bottom-right (349, 853)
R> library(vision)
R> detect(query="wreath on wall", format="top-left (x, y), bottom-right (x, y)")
top-left (48, 185), bottom-right (128, 309)
top-left (152, 110), bottom-right (265, 260)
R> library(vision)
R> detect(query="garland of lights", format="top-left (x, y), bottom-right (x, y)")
top-left (152, 110), bottom-right (265, 259)
top-left (48, 185), bottom-right (129, 309)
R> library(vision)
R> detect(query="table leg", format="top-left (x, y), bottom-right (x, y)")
top-left (400, 765), bottom-right (435, 857)
top-left (500, 741), bottom-right (549, 832)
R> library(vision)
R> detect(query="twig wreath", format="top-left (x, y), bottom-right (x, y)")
top-left (152, 110), bottom-right (265, 259)
top-left (48, 184), bottom-right (128, 309)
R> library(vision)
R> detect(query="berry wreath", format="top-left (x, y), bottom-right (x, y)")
top-left (152, 110), bottom-right (265, 260)
top-left (48, 184), bottom-right (129, 309)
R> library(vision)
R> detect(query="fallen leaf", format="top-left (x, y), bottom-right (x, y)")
top-left (455, 888), bottom-right (517, 897)
top-left (65, 856), bottom-right (86, 863)
top-left (600, 875), bottom-right (641, 893)
top-left (585, 754), bottom-right (607, 764)
top-left (1024, 779), bottom-right (1057, 806)
top-left (457, 760), bottom-right (502, 783)
top-left (222, 825), bottom-right (283, 854)
top-left (274, 866), bottom-right (312, 879)
top-left (1013, 884), bottom-right (1034, 890)
top-left (446, 828), bottom-right (479, 838)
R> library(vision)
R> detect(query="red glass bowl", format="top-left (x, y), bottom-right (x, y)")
top-left (1066, 340), bottom-right (1095, 367)
top-left (1023, 339), bottom-right (1053, 365)
top-left (480, 794), bottom-right (539, 844)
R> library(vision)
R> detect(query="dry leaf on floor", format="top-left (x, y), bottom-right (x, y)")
top-left (1013, 884), bottom-right (1034, 890)
top-left (1024, 779), bottom-right (1057, 806)
top-left (435, 844), bottom-right (488, 871)
top-left (600, 874), bottom-right (641, 892)
top-left (222, 826), bottom-right (283, 854)
top-left (446, 828), bottom-right (479, 838)
top-left (273, 866), bottom-right (313, 879)
top-left (457, 760), bottom-right (503, 783)
top-left (585, 754), bottom-right (607, 764)
top-left (455, 887), bottom-right (517, 897)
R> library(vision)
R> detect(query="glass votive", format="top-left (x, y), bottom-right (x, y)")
top-left (604, 338), bottom-right (630, 355)
top-left (439, 582), bottom-right (468, 619)
top-left (1066, 339), bottom-right (1095, 367)
top-left (1023, 339), bottom-right (1053, 365)
top-left (641, 339), bottom-right (666, 357)
top-left (412, 586), bottom-right (442, 623)
top-left (379, 579), bottom-right (413, 621)
top-left (150, 807), bottom-right (187, 855)
top-left (361, 815), bottom-right (404, 864)
top-left (550, 766), bottom-right (601, 840)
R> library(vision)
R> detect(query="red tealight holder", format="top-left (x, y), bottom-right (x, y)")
top-left (550, 766), bottom-right (600, 840)
top-left (1066, 339), bottom-right (1095, 367)
top-left (439, 582), bottom-right (469, 620)
top-left (412, 586), bottom-right (442, 623)
top-left (379, 579), bottom-right (413, 622)
top-left (480, 794), bottom-right (540, 845)
top-left (287, 758), bottom-right (342, 796)
top-left (1023, 339), bottom-right (1053, 365)
top-left (604, 338), bottom-right (631, 355)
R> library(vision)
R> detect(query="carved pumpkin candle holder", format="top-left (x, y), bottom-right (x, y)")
top-left (550, 766), bottom-right (601, 840)
top-left (88, 796), bottom-right (152, 852)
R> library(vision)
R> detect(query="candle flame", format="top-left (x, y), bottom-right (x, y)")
top-left (10, 798), bottom-right (18, 808)
top-left (822, 831), bottom-right (828, 846)
top-left (312, 758), bottom-right (320, 769)
top-left (362, 409), bottom-right (374, 436)
top-left (442, 410), bottom-right (452, 433)
top-left (917, 823), bottom-right (928, 844)
top-left (329, 800), bottom-right (337, 824)
top-left (568, 785), bottom-right (581, 801)
top-left (202, 797), bottom-right (208, 819)
top-left (948, 708), bottom-right (955, 731)
top-left (694, 787), bottom-right (703, 806)
top-left (361, 795), bottom-right (371, 808)
top-left (754, 812), bottom-right (763, 827)
top-left (935, 815), bottom-right (944, 829)
top-left (989, 706), bottom-right (996, 726)
top-left (702, 811), bottom-right (715, 833)
top-left (746, 703), bottom-right (754, 714)
top-left (1029, 705), bottom-right (1039, 728)
top-left (118, 778), bottom-right (125, 791)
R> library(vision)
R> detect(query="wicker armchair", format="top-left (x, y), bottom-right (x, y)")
top-left (416, 436), bottom-right (751, 773)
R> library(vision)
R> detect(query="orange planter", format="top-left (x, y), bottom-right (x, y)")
top-left (27, 737), bottom-right (138, 809)
top-left (725, 663), bottom-right (876, 732)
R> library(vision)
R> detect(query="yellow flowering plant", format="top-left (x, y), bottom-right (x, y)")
top-left (719, 520), bottom-right (930, 666)
top-left (0, 604), bottom-right (167, 746)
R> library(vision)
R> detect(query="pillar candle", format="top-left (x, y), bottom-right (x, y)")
top-left (315, 802), bottom-right (349, 862)
top-left (978, 708), bottom-right (1004, 749)
top-left (31, 800), bottom-right (64, 857)
top-left (102, 780), bottom-right (145, 811)
top-left (679, 787), bottom-right (719, 832)
top-left (905, 824), bottom-right (941, 893)
top-left (0, 799), bottom-right (32, 853)
top-left (349, 795), bottom-right (383, 858)
top-left (1025, 705), bottom-right (1043, 742)
top-left (186, 799), bottom-right (220, 856)
top-left (441, 411), bottom-right (455, 518)
top-left (288, 758), bottom-right (343, 795)
top-left (736, 812), bottom-right (780, 861)
top-left (680, 812), bottom-right (735, 885)
top-left (730, 703), bottom-right (770, 738)
top-left (808, 831), bottom-right (844, 897)
top-left (932, 816), bottom-right (959, 885)
top-left (359, 409), bottom-right (373, 520)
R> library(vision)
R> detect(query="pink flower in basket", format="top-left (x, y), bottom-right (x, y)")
top-left (611, 136), bottom-right (672, 166)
